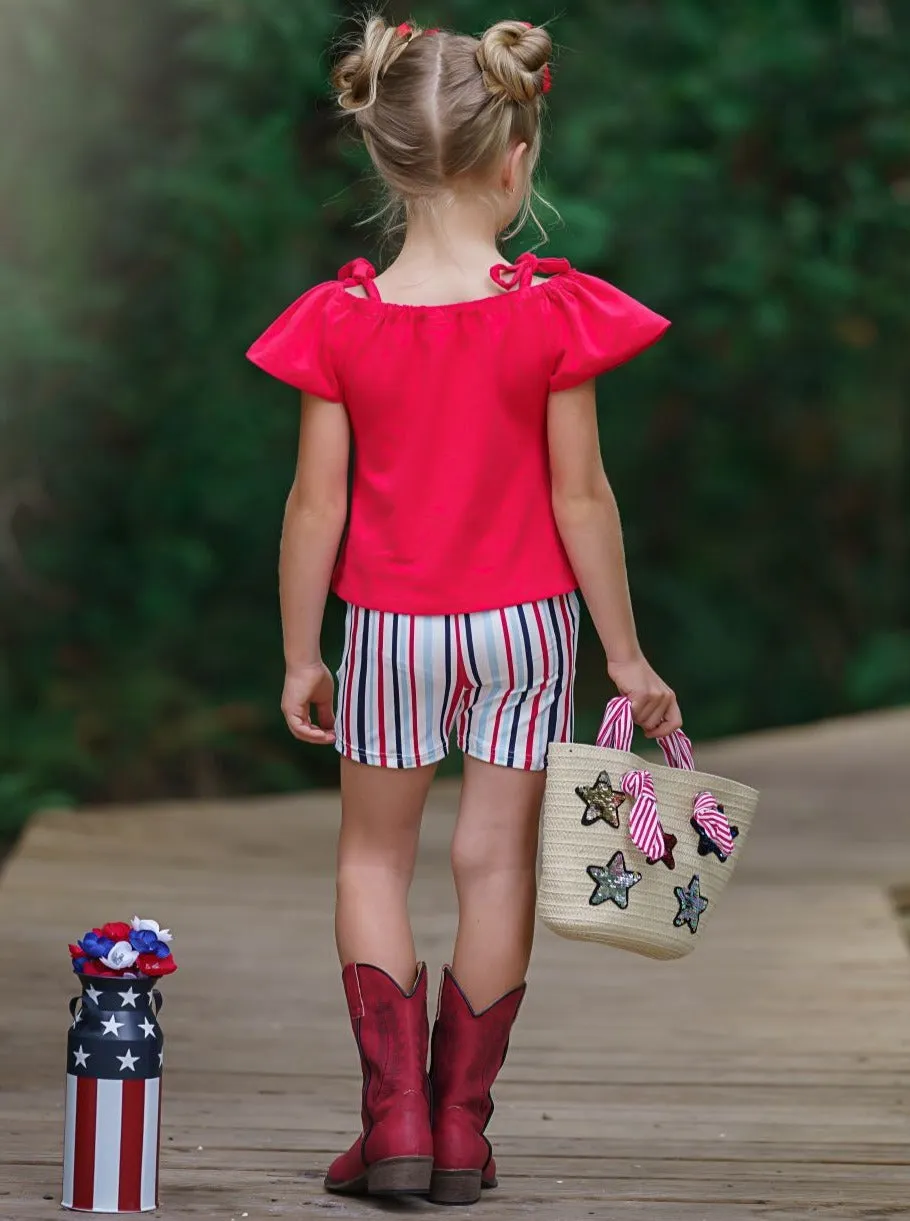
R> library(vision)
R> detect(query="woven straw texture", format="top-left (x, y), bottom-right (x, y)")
top-left (539, 742), bottom-right (760, 960)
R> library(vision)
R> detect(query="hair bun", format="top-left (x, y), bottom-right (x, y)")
top-left (333, 16), bottom-right (420, 112)
top-left (476, 20), bottom-right (551, 104)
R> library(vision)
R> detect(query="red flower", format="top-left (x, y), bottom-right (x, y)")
top-left (68, 943), bottom-right (84, 959)
top-left (137, 952), bottom-right (177, 977)
top-left (101, 921), bottom-right (132, 942)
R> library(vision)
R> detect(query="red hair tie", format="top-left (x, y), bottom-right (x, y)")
top-left (397, 22), bottom-right (439, 37)
top-left (518, 22), bottom-right (552, 95)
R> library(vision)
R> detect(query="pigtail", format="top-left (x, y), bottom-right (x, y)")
top-left (333, 16), bottom-right (426, 112)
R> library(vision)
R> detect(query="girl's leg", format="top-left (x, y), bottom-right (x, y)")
top-left (336, 756), bottom-right (437, 989)
top-left (449, 756), bottom-right (546, 1011)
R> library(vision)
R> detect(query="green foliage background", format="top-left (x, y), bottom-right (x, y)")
top-left (2, 0), bottom-right (908, 834)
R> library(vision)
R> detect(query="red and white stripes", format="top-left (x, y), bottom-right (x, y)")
top-left (692, 791), bottom-right (736, 856)
top-left (596, 695), bottom-right (635, 750)
top-left (621, 768), bottom-right (665, 861)
top-left (63, 1074), bottom-right (160, 1212)
top-left (594, 695), bottom-right (735, 857)
top-left (596, 696), bottom-right (695, 768)
top-left (657, 727), bottom-right (695, 770)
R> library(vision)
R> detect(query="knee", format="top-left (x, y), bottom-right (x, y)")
top-left (450, 830), bottom-right (536, 890)
top-left (449, 836), bottom-right (483, 888)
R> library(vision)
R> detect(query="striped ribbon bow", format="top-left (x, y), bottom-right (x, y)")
top-left (621, 768), bottom-right (666, 862)
top-left (692, 790), bottom-right (736, 856)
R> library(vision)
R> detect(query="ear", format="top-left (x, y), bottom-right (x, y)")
top-left (503, 141), bottom-right (529, 194)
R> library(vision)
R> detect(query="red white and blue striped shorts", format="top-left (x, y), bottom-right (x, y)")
top-left (336, 593), bottom-right (579, 771)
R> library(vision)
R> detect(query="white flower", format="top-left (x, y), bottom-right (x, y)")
top-left (101, 941), bottom-right (140, 971)
top-left (131, 916), bottom-right (173, 944)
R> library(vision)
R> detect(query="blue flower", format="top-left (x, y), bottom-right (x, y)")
top-left (79, 931), bottom-right (115, 959)
top-left (129, 928), bottom-right (160, 954)
top-left (72, 955), bottom-right (88, 973)
top-left (129, 928), bottom-right (171, 958)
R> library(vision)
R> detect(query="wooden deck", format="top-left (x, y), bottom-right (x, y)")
top-left (2, 709), bottom-right (910, 1219)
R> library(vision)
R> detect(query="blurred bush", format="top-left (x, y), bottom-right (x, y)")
top-left (1, 0), bottom-right (908, 832)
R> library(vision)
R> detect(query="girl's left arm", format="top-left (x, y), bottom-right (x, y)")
top-left (279, 393), bottom-right (350, 744)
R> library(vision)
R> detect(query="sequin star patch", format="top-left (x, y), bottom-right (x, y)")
top-left (587, 851), bottom-right (642, 909)
top-left (647, 831), bottom-right (677, 871)
top-left (576, 771), bottom-right (627, 828)
top-left (691, 814), bottom-right (740, 863)
top-left (673, 874), bottom-right (709, 934)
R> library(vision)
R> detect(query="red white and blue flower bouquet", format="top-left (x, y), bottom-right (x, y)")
top-left (68, 917), bottom-right (177, 979)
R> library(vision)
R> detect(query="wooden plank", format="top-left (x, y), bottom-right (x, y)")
top-left (1, 710), bottom-right (910, 1219)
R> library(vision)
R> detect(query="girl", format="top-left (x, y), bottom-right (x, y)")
top-left (248, 16), bottom-right (681, 1207)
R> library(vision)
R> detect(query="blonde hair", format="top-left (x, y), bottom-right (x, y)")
top-left (332, 17), bottom-right (552, 237)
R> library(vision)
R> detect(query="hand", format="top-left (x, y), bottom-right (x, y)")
top-left (281, 663), bottom-right (336, 745)
top-left (607, 655), bottom-right (682, 739)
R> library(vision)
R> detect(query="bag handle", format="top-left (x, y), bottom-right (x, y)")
top-left (595, 696), bottom-right (735, 858)
top-left (596, 696), bottom-right (694, 768)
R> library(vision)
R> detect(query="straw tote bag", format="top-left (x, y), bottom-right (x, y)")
top-left (539, 697), bottom-right (760, 960)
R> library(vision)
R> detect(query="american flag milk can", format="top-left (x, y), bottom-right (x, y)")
top-left (63, 973), bottom-right (164, 1212)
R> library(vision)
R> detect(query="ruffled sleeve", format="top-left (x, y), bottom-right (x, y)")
top-left (548, 272), bottom-right (670, 392)
top-left (246, 281), bottom-right (342, 401)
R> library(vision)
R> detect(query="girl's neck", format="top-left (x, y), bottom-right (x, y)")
top-left (394, 195), bottom-right (503, 273)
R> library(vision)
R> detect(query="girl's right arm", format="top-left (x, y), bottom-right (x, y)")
top-left (279, 392), bottom-right (350, 744)
top-left (548, 379), bottom-right (682, 738)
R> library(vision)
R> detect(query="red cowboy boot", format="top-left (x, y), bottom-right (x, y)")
top-left (429, 966), bottom-right (526, 1204)
top-left (324, 962), bottom-right (433, 1196)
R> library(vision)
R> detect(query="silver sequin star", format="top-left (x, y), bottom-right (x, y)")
top-left (587, 851), bottom-right (642, 909)
top-left (576, 771), bottom-right (627, 828)
top-left (674, 875), bottom-right (709, 933)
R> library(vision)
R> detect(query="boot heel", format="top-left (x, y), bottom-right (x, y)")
top-left (367, 1155), bottom-right (433, 1196)
top-left (429, 1168), bottom-right (484, 1205)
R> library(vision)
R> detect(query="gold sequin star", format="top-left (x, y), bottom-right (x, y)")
top-left (575, 771), bottom-right (627, 828)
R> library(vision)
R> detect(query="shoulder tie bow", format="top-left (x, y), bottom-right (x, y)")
top-left (338, 258), bottom-right (377, 288)
top-left (490, 252), bottom-right (572, 291)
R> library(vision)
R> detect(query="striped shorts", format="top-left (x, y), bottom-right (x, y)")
top-left (336, 593), bottom-right (579, 771)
